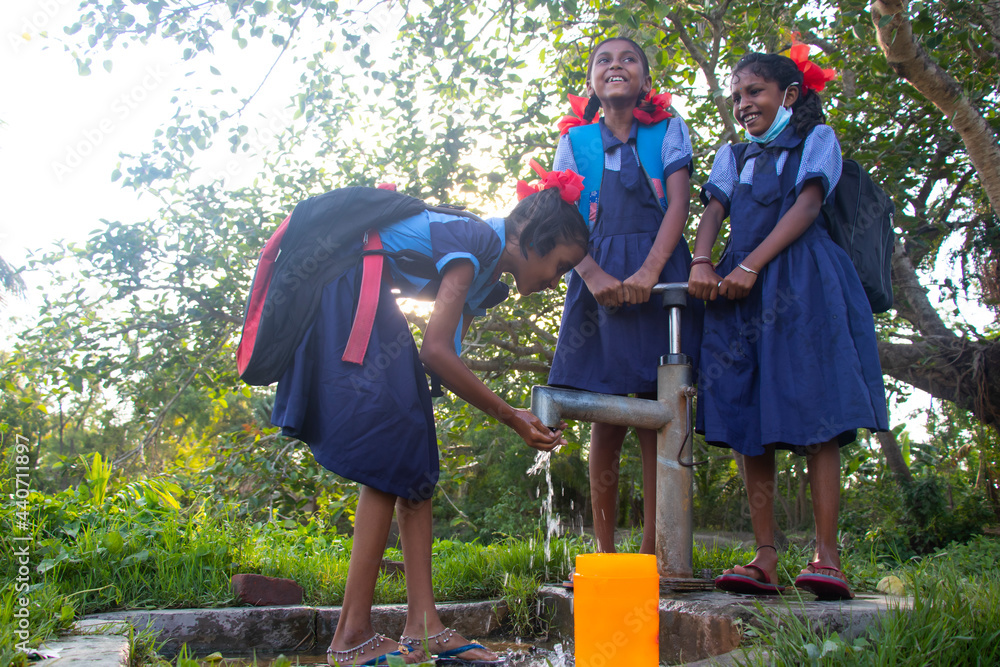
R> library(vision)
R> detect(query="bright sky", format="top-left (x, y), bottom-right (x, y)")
top-left (0, 0), bottom-right (325, 340)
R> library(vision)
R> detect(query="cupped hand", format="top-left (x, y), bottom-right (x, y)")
top-left (508, 408), bottom-right (567, 452)
top-left (720, 266), bottom-right (757, 300)
top-left (622, 266), bottom-right (658, 305)
top-left (688, 263), bottom-right (723, 301)
top-left (585, 270), bottom-right (625, 309)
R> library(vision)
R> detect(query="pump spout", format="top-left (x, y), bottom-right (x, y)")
top-left (530, 386), bottom-right (672, 431)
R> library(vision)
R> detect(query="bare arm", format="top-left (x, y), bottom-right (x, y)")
top-left (720, 180), bottom-right (825, 300)
top-left (419, 260), bottom-right (566, 451)
top-left (623, 167), bottom-right (691, 305)
top-left (687, 197), bottom-right (727, 301)
top-left (575, 254), bottom-right (625, 309)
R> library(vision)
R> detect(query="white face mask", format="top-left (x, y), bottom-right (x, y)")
top-left (740, 85), bottom-right (798, 144)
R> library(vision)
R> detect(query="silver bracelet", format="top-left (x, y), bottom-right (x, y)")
top-left (738, 263), bottom-right (758, 275)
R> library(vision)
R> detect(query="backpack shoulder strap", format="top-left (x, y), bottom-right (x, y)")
top-left (567, 123), bottom-right (604, 227)
top-left (731, 142), bottom-right (750, 174)
top-left (637, 119), bottom-right (669, 212)
top-left (424, 204), bottom-right (486, 224)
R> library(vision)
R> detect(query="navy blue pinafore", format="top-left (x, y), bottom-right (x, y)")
top-left (548, 120), bottom-right (702, 395)
top-left (271, 214), bottom-right (507, 501)
top-left (696, 125), bottom-right (889, 456)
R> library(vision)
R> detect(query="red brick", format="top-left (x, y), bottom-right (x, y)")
top-left (231, 574), bottom-right (304, 606)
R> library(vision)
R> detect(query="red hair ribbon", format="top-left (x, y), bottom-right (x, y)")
top-left (633, 88), bottom-right (673, 125)
top-left (516, 159), bottom-right (584, 204)
top-left (557, 94), bottom-right (599, 136)
top-left (789, 41), bottom-right (836, 93)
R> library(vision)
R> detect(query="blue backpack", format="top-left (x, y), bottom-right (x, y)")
top-left (567, 119), bottom-right (670, 226)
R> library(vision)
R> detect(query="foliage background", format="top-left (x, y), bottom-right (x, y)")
top-left (1, 3), bottom-right (999, 659)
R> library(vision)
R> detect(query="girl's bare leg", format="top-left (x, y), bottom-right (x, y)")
top-left (806, 439), bottom-right (844, 575)
top-left (396, 496), bottom-right (497, 662)
top-left (725, 446), bottom-right (780, 583)
top-left (589, 422), bottom-right (629, 552)
top-left (329, 485), bottom-right (422, 664)
top-left (636, 426), bottom-right (658, 555)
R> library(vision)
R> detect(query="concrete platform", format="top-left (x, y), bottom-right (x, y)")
top-left (35, 619), bottom-right (131, 667)
top-left (35, 588), bottom-right (908, 666)
top-left (88, 599), bottom-right (508, 656)
top-left (539, 585), bottom-right (911, 665)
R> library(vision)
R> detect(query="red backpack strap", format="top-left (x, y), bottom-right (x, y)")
top-left (236, 214), bottom-right (291, 377)
top-left (341, 230), bottom-right (384, 365)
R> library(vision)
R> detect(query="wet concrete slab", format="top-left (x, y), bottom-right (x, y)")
top-left (538, 585), bottom-right (912, 665)
top-left (87, 599), bottom-right (508, 656)
top-left (35, 619), bottom-right (131, 667)
top-left (41, 587), bottom-right (908, 666)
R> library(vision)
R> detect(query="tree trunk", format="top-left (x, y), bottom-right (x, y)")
top-left (877, 430), bottom-right (913, 483)
top-left (879, 240), bottom-right (1000, 425)
top-left (878, 336), bottom-right (1000, 426)
top-left (871, 0), bottom-right (1000, 218)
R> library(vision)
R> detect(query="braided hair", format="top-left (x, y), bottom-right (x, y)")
top-left (732, 52), bottom-right (826, 138)
top-left (582, 37), bottom-right (657, 122)
top-left (505, 188), bottom-right (589, 259)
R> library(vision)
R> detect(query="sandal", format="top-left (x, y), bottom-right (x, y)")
top-left (327, 633), bottom-right (414, 666)
top-left (400, 627), bottom-right (506, 666)
top-left (714, 545), bottom-right (785, 595)
top-left (794, 561), bottom-right (855, 600)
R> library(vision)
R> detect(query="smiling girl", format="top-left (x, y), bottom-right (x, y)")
top-left (548, 36), bottom-right (702, 561)
top-left (687, 50), bottom-right (888, 599)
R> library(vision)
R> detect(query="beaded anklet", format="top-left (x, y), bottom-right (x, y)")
top-left (399, 626), bottom-right (456, 650)
top-left (327, 633), bottom-right (406, 665)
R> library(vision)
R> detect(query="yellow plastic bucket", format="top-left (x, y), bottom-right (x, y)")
top-left (573, 553), bottom-right (659, 666)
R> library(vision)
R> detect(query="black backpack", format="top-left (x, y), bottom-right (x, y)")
top-left (822, 159), bottom-right (895, 313)
top-left (731, 144), bottom-right (895, 313)
top-left (236, 187), bottom-right (493, 386)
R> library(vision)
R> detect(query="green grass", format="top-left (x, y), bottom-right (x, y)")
top-left (5, 445), bottom-right (1000, 666)
top-left (732, 535), bottom-right (1000, 666)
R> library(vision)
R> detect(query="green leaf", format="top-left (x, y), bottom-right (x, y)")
top-left (123, 549), bottom-right (150, 565)
top-left (878, 13), bottom-right (896, 29)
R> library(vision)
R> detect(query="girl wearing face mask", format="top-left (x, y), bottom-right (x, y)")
top-left (687, 49), bottom-right (889, 600)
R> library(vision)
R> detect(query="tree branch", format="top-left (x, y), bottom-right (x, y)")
top-left (664, 11), bottom-right (738, 143)
top-left (890, 239), bottom-right (953, 338)
top-left (872, 0), bottom-right (1000, 220)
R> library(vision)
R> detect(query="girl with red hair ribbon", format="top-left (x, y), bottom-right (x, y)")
top-left (272, 177), bottom-right (588, 665)
top-left (548, 35), bottom-right (704, 567)
top-left (689, 47), bottom-right (887, 601)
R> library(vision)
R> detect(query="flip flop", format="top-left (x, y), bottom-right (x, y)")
top-left (715, 564), bottom-right (784, 595)
top-left (435, 643), bottom-right (507, 665)
top-left (794, 562), bottom-right (855, 600)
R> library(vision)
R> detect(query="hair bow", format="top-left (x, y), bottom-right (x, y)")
top-left (516, 159), bottom-right (585, 204)
top-left (633, 88), bottom-right (673, 125)
top-left (557, 94), bottom-right (599, 136)
top-left (789, 41), bottom-right (836, 93)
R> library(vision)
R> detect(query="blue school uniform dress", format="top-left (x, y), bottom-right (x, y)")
top-left (696, 124), bottom-right (889, 456)
top-left (548, 117), bottom-right (702, 395)
top-left (271, 211), bottom-right (509, 500)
